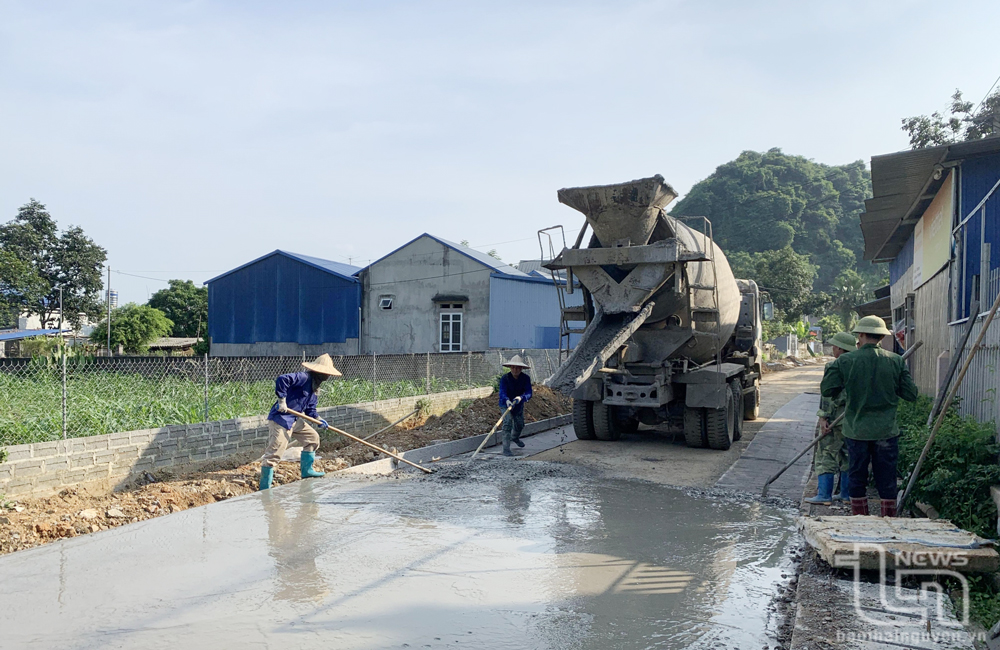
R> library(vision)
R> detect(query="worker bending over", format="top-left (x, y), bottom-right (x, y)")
top-left (805, 332), bottom-right (856, 506)
top-left (260, 354), bottom-right (342, 490)
top-left (820, 316), bottom-right (918, 517)
top-left (498, 355), bottom-right (533, 457)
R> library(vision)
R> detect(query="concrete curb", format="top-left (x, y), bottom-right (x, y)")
top-left (339, 414), bottom-right (573, 475)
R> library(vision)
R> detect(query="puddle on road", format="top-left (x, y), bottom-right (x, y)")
top-left (2, 461), bottom-right (797, 650)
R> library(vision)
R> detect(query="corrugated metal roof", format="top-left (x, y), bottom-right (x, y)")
top-left (360, 234), bottom-right (531, 277)
top-left (0, 328), bottom-right (64, 342)
top-left (205, 250), bottom-right (361, 284)
top-left (860, 137), bottom-right (1000, 262)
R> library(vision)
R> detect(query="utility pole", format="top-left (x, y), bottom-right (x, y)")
top-left (106, 265), bottom-right (112, 356)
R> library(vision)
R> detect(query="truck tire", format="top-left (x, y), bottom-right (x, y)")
top-left (706, 383), bottom-right (736, 450)
top-left (572, 399), bottom-right (597, 440)
top-left (744, 381), bottom-right (760, 421)
top-left (593, 402), bottom-right (623, 441)
top-left (733, 385), bottom-right (744, 442)
top-left (683, 407), bottom-right (707, 448)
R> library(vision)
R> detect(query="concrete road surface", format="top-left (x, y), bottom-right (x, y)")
top-left (532, 365), bottom-right (825, 487)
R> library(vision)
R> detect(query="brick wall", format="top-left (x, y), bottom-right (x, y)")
top-left (0, 386), bottom-right (493, 498)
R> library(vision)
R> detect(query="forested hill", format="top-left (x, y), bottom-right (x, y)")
top-left (670, 148), bottom-right (876, 292)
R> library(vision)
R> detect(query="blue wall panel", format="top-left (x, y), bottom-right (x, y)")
top-left (958, 154), bottom-right (1000, 318)
top-left (208, 253), bottom-right (360, 345)
top-left (488, 275), bottom-right (584, 349)
top-left (889, 233), bottom-right (913, 286)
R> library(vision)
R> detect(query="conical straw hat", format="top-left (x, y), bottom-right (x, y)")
top-left (302, 353), bottom-right (342, 376)
top-left (503, 354), bottom-right (530, 369)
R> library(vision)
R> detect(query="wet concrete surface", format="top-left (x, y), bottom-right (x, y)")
top-left (3, 461), bottom-right (798, 650)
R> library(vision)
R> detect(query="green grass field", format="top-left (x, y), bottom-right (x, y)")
top-left (0, 370), bottom-right (471, 446)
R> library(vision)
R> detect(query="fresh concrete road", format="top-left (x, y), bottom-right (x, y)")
top-left (532, 365), bottom-right (825, 488)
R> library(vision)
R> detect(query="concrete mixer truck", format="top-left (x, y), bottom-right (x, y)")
top-left (541, 175), bottom-right (771, 451)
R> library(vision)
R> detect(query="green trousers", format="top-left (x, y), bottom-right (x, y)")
top-left (814, 426), bottom-right (848, 475)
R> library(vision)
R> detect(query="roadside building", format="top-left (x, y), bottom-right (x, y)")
top-left (860, 138), bottom-right (1000, 405)
top-left (357, 234), bottom-right (581, 354)
top-left (205, 250), bottom-right (361, 357)
top-left (147, 337), bottom-right (200, 356)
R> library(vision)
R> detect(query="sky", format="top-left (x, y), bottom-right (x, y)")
top-left (2, 0), bottom-right (999, 303)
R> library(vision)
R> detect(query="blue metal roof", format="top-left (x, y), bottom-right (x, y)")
top-left (0, 329), bottom-right (64, 342)
top-left (360, 234), bottom-right (531, 277)
top-left (205, 250), bottom-right (361, 284)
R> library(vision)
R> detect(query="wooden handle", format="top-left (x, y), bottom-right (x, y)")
top-left (470, 403), bottom-right (514, 460)
top-left (284, 408), bottom-right (433, 474)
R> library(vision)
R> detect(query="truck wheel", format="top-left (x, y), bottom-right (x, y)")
top-left (683, 407), bottom-right (706, 448)
top-left (572, 399), bottom-right (597, 440)
top-left (593, 402), bottom-right (623, 441)
top-left (744, 382), bottom-right (760, 421)
top-left (733, 385), bottom-right (744, 442)
top-left (706, 383), bottom-right (736, 450)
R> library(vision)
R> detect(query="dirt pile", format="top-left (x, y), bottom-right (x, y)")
top-left (0, 386), bottom-right (572, 556)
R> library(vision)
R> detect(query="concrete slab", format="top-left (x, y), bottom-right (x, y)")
top-left (1, 461), bottom-right (799, 649)
top-left (799, 515), bottom-right (999, 572)
top-left (791, 573), bottom-right (980, 649)
top-left (715, 391), bottom-right (820, 499)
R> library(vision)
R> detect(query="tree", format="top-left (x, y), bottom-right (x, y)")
top-left (0, 250), bottom-right (49, 328)
top-left (147, 280), bottom-right (208, 338)
top-left (730, 246), bottom-right (818, 320)
top-left (902, 88), bottom-right (1000, 149)
top-left (0, 200), bottom-right (107, 329)
top-left (671, 149), bottom-right (877, 292)
top-left (829, 268), bottom-right (870, 329)
top-left (817, 314), bottom-right (846, 340)
top-left (90, 304), bottom-right (173, 354)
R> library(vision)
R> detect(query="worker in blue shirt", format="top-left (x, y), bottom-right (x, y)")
top-left (498, 355), bottom-right (532, 456)
top-left (260, 354), bottom-right (342, 490)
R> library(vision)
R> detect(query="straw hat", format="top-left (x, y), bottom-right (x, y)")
top-left (502, 354), bottom-right (530, 369)
top-left (852, 315), bottom-right (892, 337)
top-left (302, 353), bottom-right (342, 376)
top-left (828, 331), bottom-right (857, 352)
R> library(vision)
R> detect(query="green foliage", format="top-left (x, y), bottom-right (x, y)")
top-left (147, 279), bottom-right (208, 338)
top-left (0, 199), bottom-right (107, 329)
top-left (90, 304), bottom-right (174, 354)
top-left (729, 246), bottom-right (818, 319)
top-left (897, 397), bottom-right (1000, 540)
top-left (671, 149), bottom-right (877, 292)
top-left (0, 448), bottom-right (7, 464)
top-left (0, 250), bottom-right (49, 328)
top-left (902, 88), bottom-right (1000, 149)
top-left (817, 314), bottom-right (845, 340)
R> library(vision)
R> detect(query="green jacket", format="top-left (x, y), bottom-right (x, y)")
top-left (819, 343), bottom-right (919, 441)
top-left (817, 361), bottom-right (846, 423)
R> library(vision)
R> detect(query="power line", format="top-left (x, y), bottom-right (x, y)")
top-left (973, 72), bottom-right (1000, 116)
top-left (112, 270), bottom-right (173, 283)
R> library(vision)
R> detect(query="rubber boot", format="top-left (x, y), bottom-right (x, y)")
top-left (300, 451), bottom-right (325, 479)
top-left (850, 497), bottom-right (869, 516)
top-left (805, 473), bottom-right (834, 505)
top-left (512, 434), bottom-right (525, 448)
top-left (259, 466), bottom-right (274, 491)
top-left (835, 472), bottom-right (850, 501)
top-left (880, 499), bottom-right (897, 518)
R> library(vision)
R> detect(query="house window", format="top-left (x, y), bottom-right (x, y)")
top-left (440, 312), bottom-right (462, 352)
top-left (379, 295), bottom-right (394, 310)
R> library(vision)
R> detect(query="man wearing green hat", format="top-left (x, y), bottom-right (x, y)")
top-left (805, 332), bottom-right (857, 506)
top-left (820, 315), bottom-right (919, 517)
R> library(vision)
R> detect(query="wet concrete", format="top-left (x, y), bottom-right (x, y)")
top-left (3, 461), bottom-right (798, 649)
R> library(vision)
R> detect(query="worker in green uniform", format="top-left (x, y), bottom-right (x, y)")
top-left (805, 331), bottom-right (857, 506)
top-left (820, 316), bottom-right (919, 517)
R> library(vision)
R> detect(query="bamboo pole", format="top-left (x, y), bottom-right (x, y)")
top-left (283, 408), bottom-right (433, 474)
top-left (361, 409), bottom-right (419, 442)
top-left (470, 402), bottom-right (516, 460)
top-left (900, 288), bottom-right (1000, 507)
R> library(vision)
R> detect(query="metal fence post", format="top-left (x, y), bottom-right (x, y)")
top-left (61, 341), bottom-right (67, 440)
top-left (203, 353), bottom-right (209, 422)
top-left (372, 352), bottom-right (377, 403)
top-left (467, 350), bottom-right (472, 388)
top-left (426, 352), bottom-right (431, 394)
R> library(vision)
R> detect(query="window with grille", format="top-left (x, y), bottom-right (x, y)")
top-left (440, 312), bottom-right (462, 352)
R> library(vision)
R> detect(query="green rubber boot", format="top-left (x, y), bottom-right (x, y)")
top-left (300, 451), bottom-right (325, 479)
top-left (259, 466), bottom-right (274, 490)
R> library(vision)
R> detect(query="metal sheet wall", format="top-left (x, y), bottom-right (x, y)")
top-left (488, 276), bottom-right (583, 349)
top-left (957, 154), bottom-right (1000, 319)
top-left (911, 268), bottom-right (950, 396)
top-left (208, 255), bottom-right (360, 345)
top-left (952, 311), bottom-right (1000, 426)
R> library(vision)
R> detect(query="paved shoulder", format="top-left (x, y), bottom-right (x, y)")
top-left (715, 392), bottom-right (820, 500)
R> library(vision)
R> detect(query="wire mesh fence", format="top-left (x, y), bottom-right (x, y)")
top-left (0, 349), bottom-right (561, 446)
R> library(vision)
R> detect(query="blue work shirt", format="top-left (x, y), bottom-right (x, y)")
top-left (498, 372), bottom-right (532, 416)
top-left (267, 372), bottom-right (320, 429)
